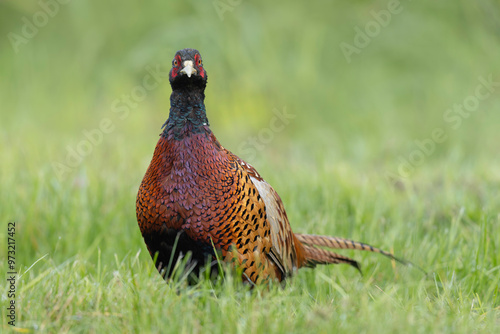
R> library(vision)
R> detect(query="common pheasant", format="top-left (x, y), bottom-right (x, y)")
top-left (136, 48), bottom-right (405, 285)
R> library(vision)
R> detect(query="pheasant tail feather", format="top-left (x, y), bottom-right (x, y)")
top-left (295, 233), bottom-right (412, 273)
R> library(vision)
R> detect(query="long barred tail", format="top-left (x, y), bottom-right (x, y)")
top-left (301, 244), bottom-right (362, 272)
top-left (296, 233), bottom-right (414, 272)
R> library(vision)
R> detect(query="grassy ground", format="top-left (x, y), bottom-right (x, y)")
top-left (1, 0), bottom-right (500, 333)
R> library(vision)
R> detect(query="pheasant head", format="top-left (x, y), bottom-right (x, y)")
top-left (169, 48), bottom-right (207, 91)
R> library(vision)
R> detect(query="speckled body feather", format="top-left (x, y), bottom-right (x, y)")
top-left (136, 49), bottom-right (404, 285)
top-left (137, 126), bottom-right (306, 283)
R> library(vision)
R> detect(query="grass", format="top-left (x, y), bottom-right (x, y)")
top-left (1, 0), bottom-right (500, 332)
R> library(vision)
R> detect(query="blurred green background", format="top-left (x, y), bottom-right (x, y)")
top-left (1, 0), bottom-right (500, 332)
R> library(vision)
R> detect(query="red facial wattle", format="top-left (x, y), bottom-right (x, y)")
top-left (171, 54), bottom-right (183, 79)
top-left (194, 54), bottom-right (205, 78)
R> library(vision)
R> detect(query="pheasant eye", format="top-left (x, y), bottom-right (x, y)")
top-left (173, 59), bottom-right (178, 66)
top-left (197, 58), bottom-right (202, 66)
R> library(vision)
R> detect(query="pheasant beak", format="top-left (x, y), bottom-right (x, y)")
top-left (180, 60), bottom-right (197, 78)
